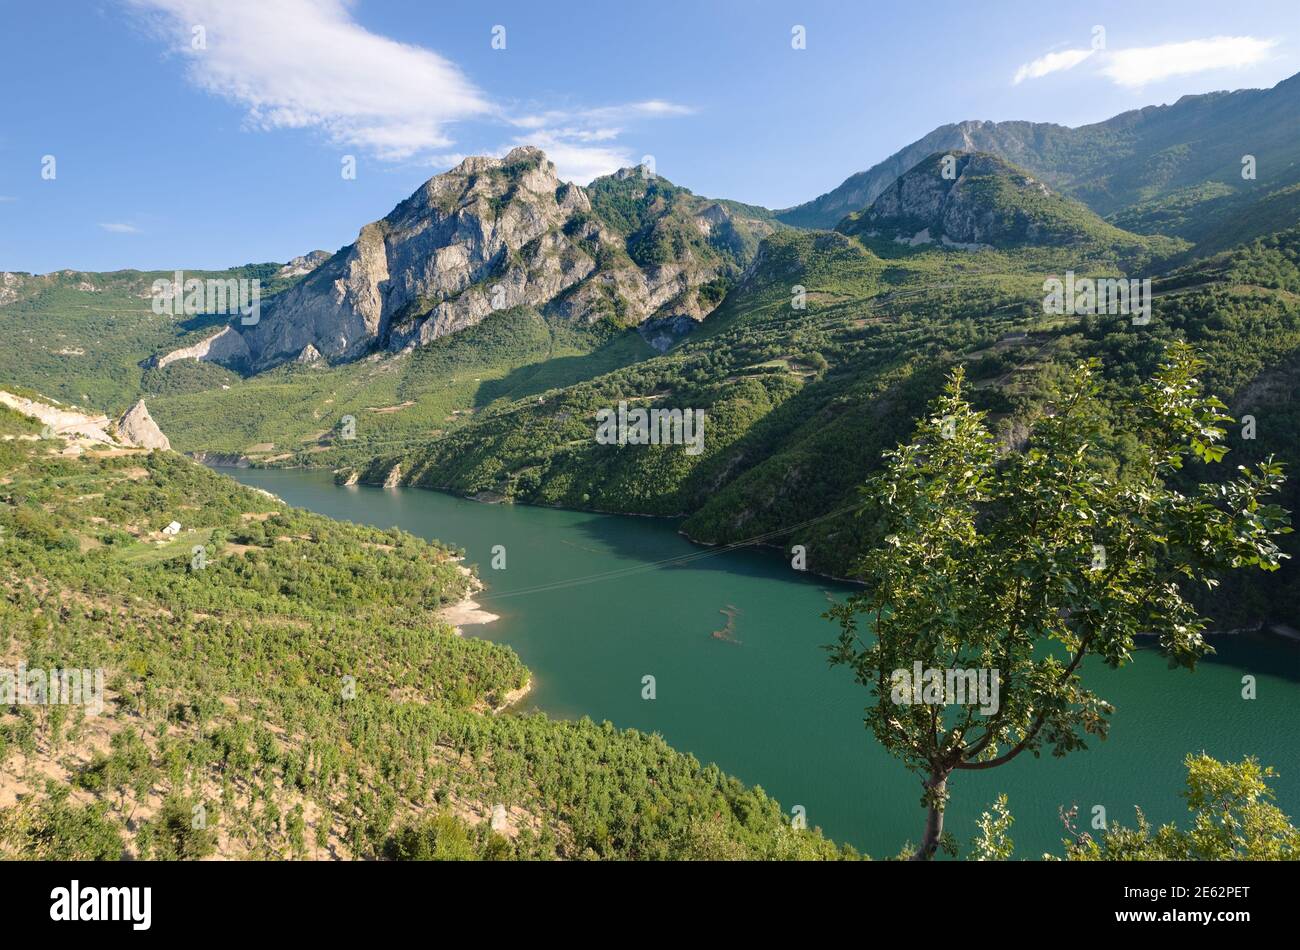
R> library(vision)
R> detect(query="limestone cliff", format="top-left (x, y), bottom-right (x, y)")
top-left (155, 146), bottom-right (775, 372)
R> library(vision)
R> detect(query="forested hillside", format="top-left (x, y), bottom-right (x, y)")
top-left (0, 415), bottom-right (847, 859)
top-left (341, 211), bottom-right (1300, 628)
top-left (0, 264), bottom-right (296, 412)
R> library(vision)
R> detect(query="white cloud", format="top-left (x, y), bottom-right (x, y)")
top-left (100, 222), bottom-right (141, 234)
top-left (584, 100), bottom-right (694, 121)
top-left (424, 153), bottom-right (472, 171)
top-left (126, 1), bottom-right (692, 179)
top-left (1013, 48), bottom-right (1095, 85)
top-left (1100, 36), bottom-right (1278, 88)
top-left (1014, 35), bottom-right (1278, 88)
top-left (127, 0), bottom-right (490, 159)
top-left (512, 101), bottom-right (694, 130)
top-left (505, 101), bottom-right (692, 184)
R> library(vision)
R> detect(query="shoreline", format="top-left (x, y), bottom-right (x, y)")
top-left (493, 679), bottom-right (533, 714)
top-left (443, 563), bottom-right (502, 635)
top-left (212, 457), bottom-right (865, 587)
top-left (220, 465), bottom-right (1296, 642)
top-left (442, 563), bottom-right (532, 712)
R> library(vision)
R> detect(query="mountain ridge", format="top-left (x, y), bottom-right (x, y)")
top-left (835, 151), bottom-right (1184, 261)
top-left (777, 73), bottom-right (1300, 231)
top-left (169, 147), bottom-right (777, 374)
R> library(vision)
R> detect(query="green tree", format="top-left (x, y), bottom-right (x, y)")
top-left (971, 794), bottom-right (1015, 861)
top-left (385, 812), bottom-right (484, 861)
top-left (0, 783), bottom-right (122, 861)
top-left (79, 729), bottom-right (159, 822)
top-left (828, 344), bottom-right (1290, 859)
top-left (1064, 754), bottom-right (1300, 860)
top-left (135, 795), bottom-right (217, 860)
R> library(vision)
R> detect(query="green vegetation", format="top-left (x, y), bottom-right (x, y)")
top-left (0, 264), bottom-right (297, 413)
top-left (826, 346), bottom-right (1289, 859)
top-left (1061, 754), bottom-right (1300, 861)
top-left (149, 306), bottom-right (652, 462)
top-left (0, 783), bottom-right (123, 860)
top-left (0, 433), bottom-right (848, 860)
top-left (586, 172), bottom-right (775, 273)
top-left (969, 755), bottom-right (1300, 861)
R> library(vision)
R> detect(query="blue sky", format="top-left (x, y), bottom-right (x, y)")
top-left (3, 0), bottom-right (1299, 273)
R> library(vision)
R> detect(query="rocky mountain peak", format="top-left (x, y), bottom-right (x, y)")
top-left (613, 163), bottom-right (653, 181)
top-left (837, 151), bottom-right (1094, 249)
top-left (155, 146), bottom-right (775, 373)
top-left (117, 398), bottom-right (171, 450)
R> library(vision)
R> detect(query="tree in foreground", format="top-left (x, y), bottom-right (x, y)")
top-left (1061, 753), bottom-right (1300, 860)
top-left (828, 343), bottom-right (1291, 860)
top-left (969, 754), bottom-right (1300, 860)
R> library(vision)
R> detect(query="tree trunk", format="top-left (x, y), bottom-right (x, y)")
top-left (911, 768), bottom-right (950, 861)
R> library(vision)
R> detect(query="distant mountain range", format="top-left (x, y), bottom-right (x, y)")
top-left (835, 151), bottom-right (1181, 262)
top-left (777, 71), bottom-right (1300, 237)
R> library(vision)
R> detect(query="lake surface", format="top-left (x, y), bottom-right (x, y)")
top-left (225, 467), bottom-right (1300, 858)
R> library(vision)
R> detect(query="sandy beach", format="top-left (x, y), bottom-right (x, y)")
top-left (444, 563), bottom-right (502, 635)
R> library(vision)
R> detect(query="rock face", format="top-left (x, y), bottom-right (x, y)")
top-left (276, 251), bottom-right (331, 280)
top-left (146, 325), bottom-right (251, 369)
top-left (116, 399), bottom-right (171, 450)
top-left (0, 271), bottom-right (28, 307)
top-left (837, 152), bottom-right (1093, 249)
top-left (157, 146), bottom-right (774, 373)
top-left (638, 314), bottom-right (697, 353)
top-left (294, 344), bottom-right (323, 365)
top-left (0, 390), bottom-right (117, 444)
top-left (780, 122), bottom-right (1064, 229)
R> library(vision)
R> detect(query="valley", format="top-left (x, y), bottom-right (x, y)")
top-left (4, 56), bottom-right (1300, 866)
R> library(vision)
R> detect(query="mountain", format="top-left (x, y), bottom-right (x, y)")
top-left (778, 73), bottom-right (1300, 233)
top-left (171, 147), bottom-right (776, 373)
top-left (835, 151), bottom-right (1178, 257)
top-left (336, 215), bottom-right (1300, 630)
top-left (5, 77), bottom-right (1300, 631)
